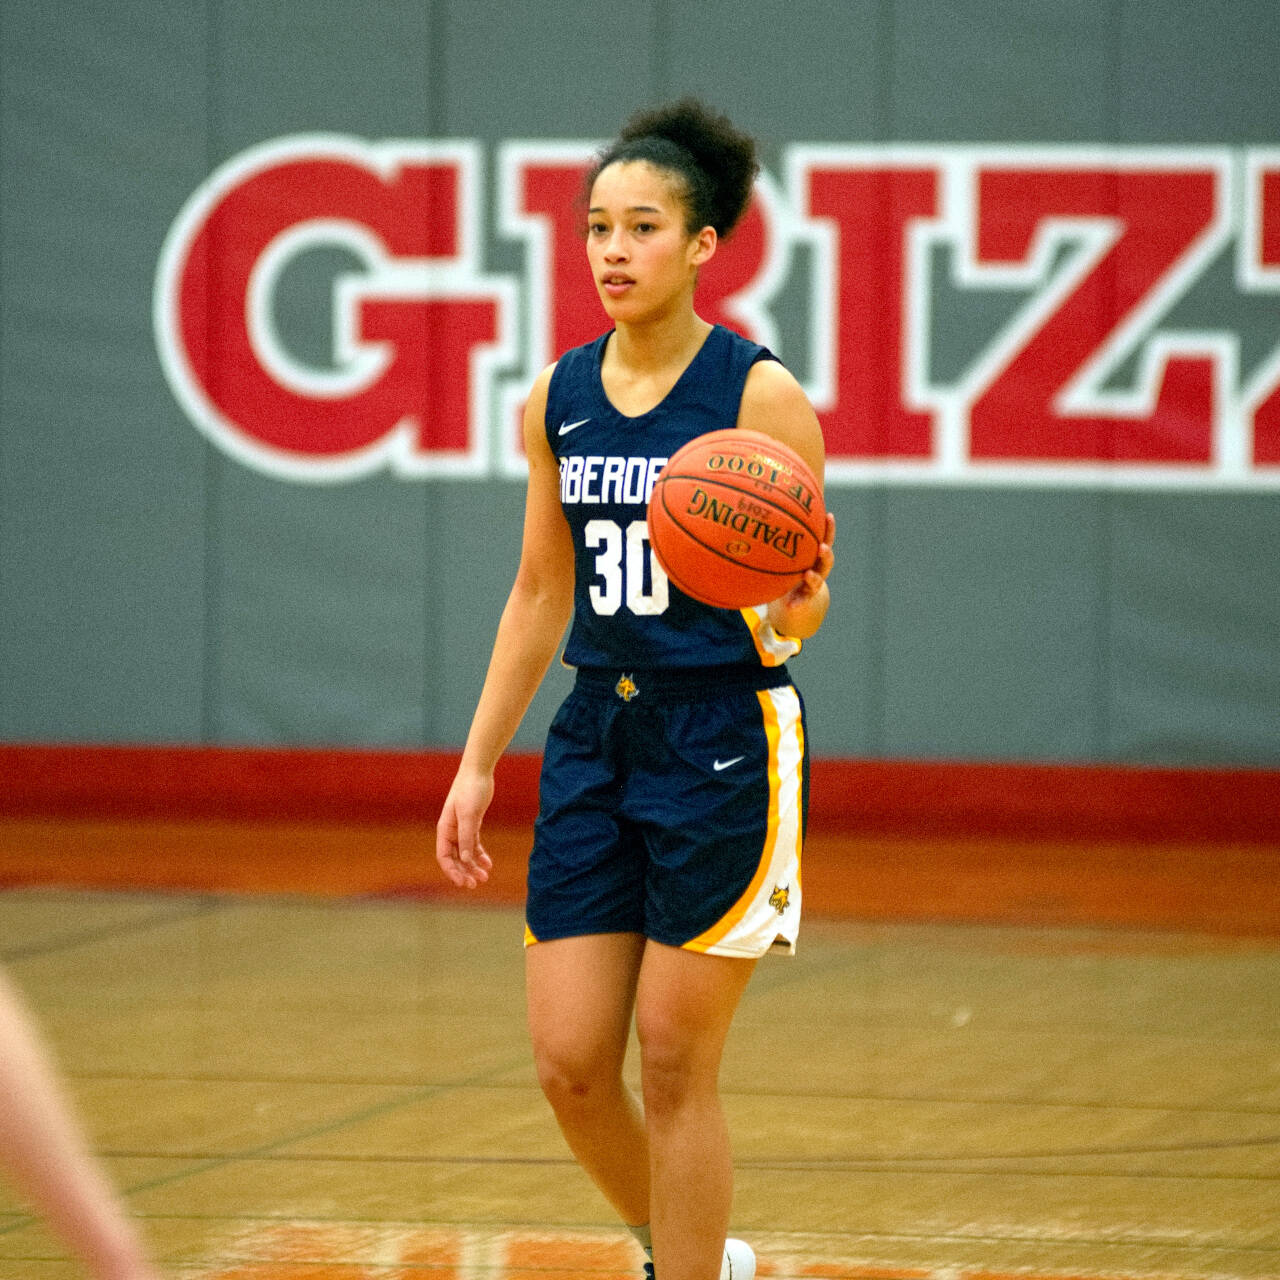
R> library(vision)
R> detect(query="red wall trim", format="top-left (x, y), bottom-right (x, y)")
top-left (0, 744), bottom-right (537, 826)
top-left (1, 744), bottom-right (1276, 843)
top-left (815, 756), bottom-right (1280, 843)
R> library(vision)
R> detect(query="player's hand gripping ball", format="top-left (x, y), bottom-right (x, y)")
top-left (647, 429), bottom-right (827, 609)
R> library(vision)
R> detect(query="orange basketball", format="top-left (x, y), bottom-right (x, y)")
top-left (647, 429), bottom-right (826, 609)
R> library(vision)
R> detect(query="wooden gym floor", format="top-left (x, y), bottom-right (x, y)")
top-left (0, 819), bottom-right (1278, 1279)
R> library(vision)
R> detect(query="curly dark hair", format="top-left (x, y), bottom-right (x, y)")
top-left (584, 98), bottom-right (760, 238)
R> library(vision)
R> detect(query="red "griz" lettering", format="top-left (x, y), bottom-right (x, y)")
top-left (156, 137), bottom-right (511, 481)
top-left (796, 158), bottom-right (939, 459)
top-left (1248, 155), bottom-right (1280, 465)
top-left (156, 139), bottom-right (1280, 487)
top-left (968, 163), bottom-right (1227, 463)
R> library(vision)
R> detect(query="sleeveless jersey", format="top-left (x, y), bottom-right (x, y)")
top-left (546, 324), bottom-right (802, 671)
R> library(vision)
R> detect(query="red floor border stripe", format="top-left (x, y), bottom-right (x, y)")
top-left (1, 744), bottom-right (1276, 844)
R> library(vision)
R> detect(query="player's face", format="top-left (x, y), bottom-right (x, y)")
top-left (586, 161), bottom-right (714, 324)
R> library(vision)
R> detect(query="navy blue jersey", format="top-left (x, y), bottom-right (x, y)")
top-left (547, 324), bottom-right (801, 671)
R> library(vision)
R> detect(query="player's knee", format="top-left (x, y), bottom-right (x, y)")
top-left (531, 1037), bottom-right (618, 1112)
top-left (636, 1018), bottom-right (712, 1120)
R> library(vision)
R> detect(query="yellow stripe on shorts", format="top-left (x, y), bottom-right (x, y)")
top-left (684, 685), bottom-right (805, 957)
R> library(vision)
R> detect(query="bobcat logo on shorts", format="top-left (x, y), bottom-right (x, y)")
top-left (615, 674), bottom-right (639, 702)
top-left (769, 884), bottom-right (790, 915)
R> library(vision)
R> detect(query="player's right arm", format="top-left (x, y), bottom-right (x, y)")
top-left (738, 359), bottom-right (835, 641)
top-left (435, 365), bottom-right (575, 889)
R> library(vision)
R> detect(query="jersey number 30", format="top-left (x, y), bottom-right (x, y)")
top-left (585, 519), bottom-right (670, 616)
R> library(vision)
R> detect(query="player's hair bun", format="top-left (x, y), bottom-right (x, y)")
top-left (587, 98), bottom-right (760, 237)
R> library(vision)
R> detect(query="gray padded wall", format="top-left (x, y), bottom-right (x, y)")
top-left (1, 0), bottom-right (1277, 764)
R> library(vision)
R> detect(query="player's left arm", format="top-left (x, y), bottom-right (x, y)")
top-left (737, 360), bottom-right (835, 640)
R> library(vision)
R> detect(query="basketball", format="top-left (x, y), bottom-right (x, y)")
top-left (647, 429), bottom-right (826, 609)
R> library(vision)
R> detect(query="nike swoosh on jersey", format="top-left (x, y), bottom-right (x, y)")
top-left (558, 418), bottom-right (590, 435)
top-left (713, 756), bottom-right (745, 771)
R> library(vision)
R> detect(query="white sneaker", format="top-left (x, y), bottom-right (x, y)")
top-left (721, 1239), bottom-right (756, 1280)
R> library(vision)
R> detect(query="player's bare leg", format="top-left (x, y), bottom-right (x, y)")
top-left (635, 943), bottom-right (756, 1280)
top-left (526, 932), bottom-right (651, 1226)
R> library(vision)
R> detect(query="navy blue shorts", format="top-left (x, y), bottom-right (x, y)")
top-left (526, 664), bottom-right (808, 958)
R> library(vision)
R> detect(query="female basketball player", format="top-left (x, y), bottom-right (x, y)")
top-left (437, 99), bottom-right (834, 1280)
